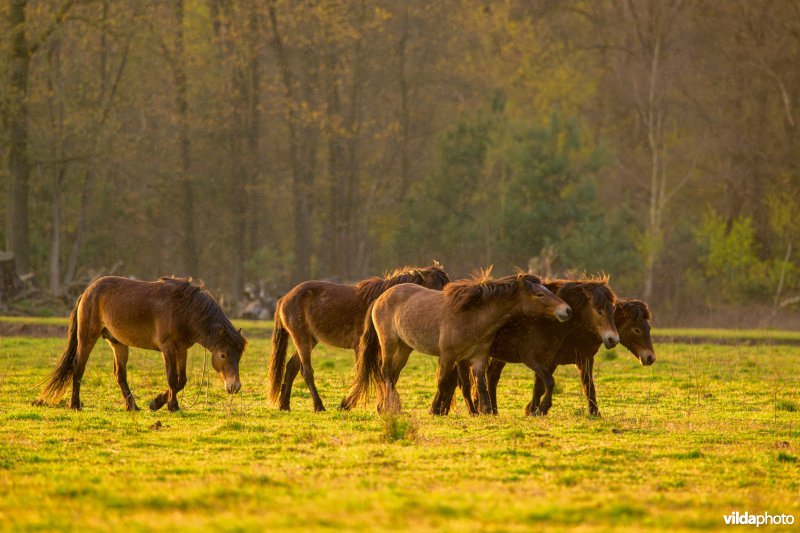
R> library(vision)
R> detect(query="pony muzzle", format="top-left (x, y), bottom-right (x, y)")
top-left (639, 351), bottom-right (656, 366)
top-left (555, 305), bottom-right (572, 323)
top-left (224, 377), bottom-right (242, 394)
top-left (602, 331), bottom-right (620, 349)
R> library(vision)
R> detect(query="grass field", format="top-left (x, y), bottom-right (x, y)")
top-left (5, 315), bottom-right (800, 345)
top-left (1, 323), bottom-right (799, 531)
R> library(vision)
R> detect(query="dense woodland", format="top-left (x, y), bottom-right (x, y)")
top-left (1, 0), bottom-right (799, 323)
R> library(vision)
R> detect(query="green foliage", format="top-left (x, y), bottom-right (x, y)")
top-left (691, 209), bottom-right (800, 305)
top-left (399, 104), bottom-right (636, 276)
top-left (398, 111), bottom-right (495, 265)
top-left (694, 210), bottom-right (768, 302)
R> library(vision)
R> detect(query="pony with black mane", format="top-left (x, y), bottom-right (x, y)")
top-left (35, 276), bottom-right (247, 412)
top-left (455, 276), bottom-right (624, 416)
top-left (339, 268), bottom-right (573, 415)
top-left (467, 297), bottom-right (655, 416)
top-left (269, 263), bottom-right (450, 412)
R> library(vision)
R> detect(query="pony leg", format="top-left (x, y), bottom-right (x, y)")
top-left (150, 349), bottom-right (179, 411)
top-left (279, 352), bottom-right (301, 411)
top-left (486, 359), bottom-right (506, 415)
top-left (522, 358), bottom-right (556, 416)
top-left (295, 339), bottom-right (324, 412)
top-left (167, 349), bottom-right (188, 412)
top-left (430, 359), bottom-right (458, 416)
top-left (70, 328), bottom-right (101, 411)
top-left (528, 373), bottom-right (545, 414)
top-left (470, 357), bottom-right (494, 415)
top-left (530, 372), bottom-right (556, 416)
top-left (456, 360), bottom-right (477, 415)
top-left (577, 357), bottom-right (599, 416)
top-left (109, 342), bottom-right (138, 411)
top-left (379, 341), bottom-right (409, 414)
top-left (528, 361), bottom-right (557, 414)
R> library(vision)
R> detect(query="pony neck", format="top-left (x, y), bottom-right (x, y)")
top-left (199, 323), bottom-right (230, 353)
top-left (467, 296), bottom-right (524, 336)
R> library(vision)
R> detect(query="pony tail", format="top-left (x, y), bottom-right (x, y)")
top-left (339, 302), bottom-right (383, 410)
top-left (35, 295), bottom-right (82, 406)
top-left (268, 302), bottom-right (289, 404)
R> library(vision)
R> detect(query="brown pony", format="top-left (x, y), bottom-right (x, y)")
top-left (456, 277), bottom-right (619, 416)
top-left (35, 276), bottom-right (247, 412)
top-left (463, 297), bottom-right (654, 416)
top-left (268, 264), bottom-right (450, 412)
top-left (339, 270), bottom-right (573, 415)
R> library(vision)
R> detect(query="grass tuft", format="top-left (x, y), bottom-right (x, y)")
top-left (381, 414), bottom-right (418, 443)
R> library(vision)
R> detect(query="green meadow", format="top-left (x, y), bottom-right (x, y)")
top-left (1, 323), bottom-right (798, 531)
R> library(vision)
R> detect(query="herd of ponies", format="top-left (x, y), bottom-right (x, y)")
top-left (34, 263), bottom-right (656, 417)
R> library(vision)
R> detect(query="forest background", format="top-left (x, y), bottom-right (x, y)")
top-left (2, 0), bottom-right (799, 326)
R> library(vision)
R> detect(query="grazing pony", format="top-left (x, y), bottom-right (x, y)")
top-left (35, 276), bottom-right (247, 412)
top-left (457, 277), bottom-right (619, 415)
top-left (339, 270), bottom-right (573, 415)
top-left (269, 264), bottom-right (450, 412)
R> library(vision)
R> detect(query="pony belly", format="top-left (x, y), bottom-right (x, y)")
top-left (102, 324), bottom-right (160, 351)
top-left (313, 327), bottom-right (359, 351)
top-left (397, 329), bottom-right (440, 358)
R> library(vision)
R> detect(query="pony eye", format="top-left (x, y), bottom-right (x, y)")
top-left (632, 328), bottom-right (643, 335)
top-left (536, 292), bottom-right (545, 298)
top-left (220, 354), bottom-right (226, 359)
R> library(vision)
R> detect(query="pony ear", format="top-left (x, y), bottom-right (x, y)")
top-left (237, 327), bottom-right (244, 336)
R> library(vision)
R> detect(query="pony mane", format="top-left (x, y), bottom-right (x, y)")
top-left (159, 276), bottom-right (247, 351)
top-left (444, 268), bottom-right (543, 312)
top-left (548, 277), bottom-right (616, 311)
top-left (616, 298), bottom-right (652, 322)
top-left (355, 264), bottom-right (450, 303)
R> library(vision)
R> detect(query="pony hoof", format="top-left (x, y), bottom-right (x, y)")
top-left (70, 402), bottom-right (83, 411)
top-left (314, 405), bottom-right (326, 413)
top-left (126, 404), bottom-right (141, 412)
top-left (167, 405), bottom-right (180, 413)
top-left (279, 405), bottom-right (291, 412)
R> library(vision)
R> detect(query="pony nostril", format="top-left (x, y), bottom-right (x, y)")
top-left (604, 335), bottom-right (618, 349)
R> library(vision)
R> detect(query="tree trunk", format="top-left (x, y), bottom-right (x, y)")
top-left (173, 0), bottom-right (198, 277)
top-left (63, 165), bottom-right (92, 287)
top-left (346, 8), bottom-right (364, 278)
top-left (268, 2), bottom-right (313, 281)
top-left (324, 47), bottom-right (346, 278)
top-left (7, 0), bottom-right (32, 272)
top-left (49, 166), bottom-right (65, 295)
top-left (0, 252), bottom-right (23, 303)
top-left (63, 1), bottom-right (120, 288)
top-left (397, 4), bottom-right (411, 196)
top-left (242, 2), bottom-right (263, 298)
